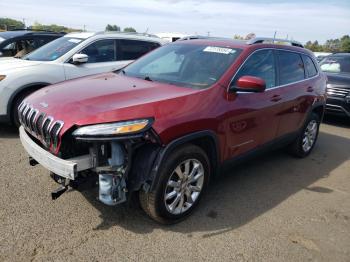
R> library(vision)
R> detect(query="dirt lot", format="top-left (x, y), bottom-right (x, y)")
top-left (0, 117), bottom-right (349, 262)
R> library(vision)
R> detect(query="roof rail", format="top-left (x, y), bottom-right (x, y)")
top-left (97, 31), bottom-right (160, 38)
top-left (247, 37), bottom-right (304, 48)
top-left (178, 35), bottom-right (231, 41)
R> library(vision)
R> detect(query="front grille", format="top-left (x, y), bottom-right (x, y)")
top-left (326, 86), bottom-right (350, 98)
top-left (18, 102), bottom-right (64, 151)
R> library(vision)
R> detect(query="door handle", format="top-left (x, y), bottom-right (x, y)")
top-left (270, 94), bottom-right (282, 102)
top-left (307, 86), bottom-right (314, 92)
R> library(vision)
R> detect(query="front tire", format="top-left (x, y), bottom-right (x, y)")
top-left (139, 144), bottom-right (210, 224)
top-left (288, 112), bottom-right (320, 158)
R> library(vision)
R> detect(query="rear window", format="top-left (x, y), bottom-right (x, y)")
top-left (303, 55), bottom-right (318, 77)
top-left (277, 50), bottom-right (305, 85)
top-left (118, 40), bottom-right (160, 60)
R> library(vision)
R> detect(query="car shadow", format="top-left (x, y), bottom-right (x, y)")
top-left (0, 124), bottom-right (18, 139)
top-left (78, 131), bottom-right (350, 236)
top-left (323, 115), bottom-right (350, 128)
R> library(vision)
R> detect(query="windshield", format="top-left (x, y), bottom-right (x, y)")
top-left (320, 55), bottom-right (350, 74)
top-left (123, 43), bottom-right (242, 89)
top-left (0, 37), bottom-right (5, 44)
top-left (23, 37), bottom-right (84, 61)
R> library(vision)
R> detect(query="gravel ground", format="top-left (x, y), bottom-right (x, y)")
top-left (0, 116), bottom-right (349, 262)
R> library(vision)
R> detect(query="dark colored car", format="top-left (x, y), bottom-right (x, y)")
top-left (0, 30), bottom-right (65, 58)
top-left (19, 37), bottom-right (326, 223)
top-left (320, 53), bottom-right (350, 118)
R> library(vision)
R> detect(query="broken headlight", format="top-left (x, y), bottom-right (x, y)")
top-left (72, 119), bottom-right (152, 138)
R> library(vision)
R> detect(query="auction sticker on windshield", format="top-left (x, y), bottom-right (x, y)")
top-left (203, 46), bottom-right (236, 54)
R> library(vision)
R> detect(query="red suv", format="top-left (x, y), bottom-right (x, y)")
top-left (19, 37), bottom-right (326, 223)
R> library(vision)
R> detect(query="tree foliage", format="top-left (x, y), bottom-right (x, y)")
top-left (305, 35), bottom-right (350, 52)
top-left (0, 18), bottom-right (25, 30)
top-left (105, 24), bottom-right (121, 31)
top-left (29, 22), bottom-right (81, 33)
top-left (123, 27), bottom-right (136, 33)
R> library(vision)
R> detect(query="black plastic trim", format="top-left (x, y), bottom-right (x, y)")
top-left (148, 130), bottom-right (220, 192)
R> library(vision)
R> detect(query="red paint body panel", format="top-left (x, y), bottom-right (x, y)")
top-left (24, 39), bottom-right (327, 163)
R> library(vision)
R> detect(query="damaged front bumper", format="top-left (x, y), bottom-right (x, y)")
top-left (19, 126), bottom-right (93, 180)
top-left (19, 125), bottom-right (161, 206)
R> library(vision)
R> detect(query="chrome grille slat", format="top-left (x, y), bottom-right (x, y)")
top-left (19, 102), bottom-right (64, 151)
top-left (42, 117), bottom-right (53, 147)
top-left (36, 114), bottom-right (45, 137)
top-left (29, 110), bottom-right (38, 132)
top-left (23, 105), bottom-right (31, 127)
top-left (326, 87), bottom-right (350, 98)
top-left (27, 108), bottom-right (36, 132)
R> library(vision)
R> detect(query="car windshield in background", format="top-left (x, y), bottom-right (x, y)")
top-left (123, 43), bottom-right (242, 89)
top-left (319, 55), bottom-right (350, 74)
top-left (23, 37), bottom-right (83, 61)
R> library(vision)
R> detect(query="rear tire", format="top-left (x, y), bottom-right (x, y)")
top-left (139, 144), bottom-right (210, 224)
top-left (288, 112), bottom-right (320, 158)
top-left (11, 91), bottom-right (34, 128)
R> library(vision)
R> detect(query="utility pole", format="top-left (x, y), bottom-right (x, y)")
top-left (83, 25), bottom-right (86, 32)
top-left (207, 31), bottom-right (210, 37)
top-left (22, 18), bottom-right (26, 29)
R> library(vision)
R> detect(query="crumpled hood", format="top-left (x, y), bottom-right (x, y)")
top-left (25, 72), bottom-right (202, 135)
top-left (0, 58), bottom-right (42, 72)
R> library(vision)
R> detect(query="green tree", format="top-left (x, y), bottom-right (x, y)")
top-left (123, 27), bottom-right (136, 33)
top-left (305, 35), bottom-right (350, 52)
top-left (0, 18), bottom-right (25, 30)
top-left (340, 35), bottom-right (350, 52)
top-left (105, 24), bottom-right (120, 31)
top-left (29, 22), bottom-right (80, 33)
top-left (233, 34), bottom-right (244, 40)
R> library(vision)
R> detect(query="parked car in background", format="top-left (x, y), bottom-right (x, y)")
top-left (0, 30), bottom-right (65, 58)
top-left (155, 32), bottom-right (189, 42)
top-left (314, 52), bottom-right (332, 63)
top-left (18, 37), bottom-right (326, 223)
top-left (0, 31), bottom-right (165, 126)
top-left (320, 53), bottom-right (350, 118)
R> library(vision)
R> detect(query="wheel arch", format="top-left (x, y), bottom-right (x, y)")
top-left (311, 103), bottom-right (325, 121)
top-left (147, 130), bottom-right (221, 192)
top-left (7, 82), bottom-right (50, 117)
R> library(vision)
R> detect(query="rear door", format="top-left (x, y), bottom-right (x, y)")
top-left (226, 49), bottom-right (285, 157)
top-left (275, 50), bottom-right (311, 137)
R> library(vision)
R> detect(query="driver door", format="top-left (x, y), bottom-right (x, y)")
top-left (225, 49), bottom-right (285, 158)
top-left (63, 39), bottom-right (129, 80)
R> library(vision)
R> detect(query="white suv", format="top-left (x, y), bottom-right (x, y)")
top-left (0, 32), bottom-right (165, 126)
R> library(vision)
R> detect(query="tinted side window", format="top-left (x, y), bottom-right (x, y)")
top-left (277, 50), bottom-right (305, 85)
top-left (80, 39), bottom-right (116, 63)
top-left (119, 40), bottom-right (160, 61)
top-left (35, 36), bottom-right (56, 48)
top-left (303, 55), bottom-right (318, 77)
top-left (233, 49), bottom-right (276, 89)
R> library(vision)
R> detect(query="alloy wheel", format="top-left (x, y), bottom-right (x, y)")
top-left (302, 120), bottom-right (318, 152)
top-left (164, 159), bottom-right (204, 215)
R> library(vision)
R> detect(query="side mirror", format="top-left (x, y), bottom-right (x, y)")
top-left (72, 54), bottom-right (88, 64)
top-left (230, 76), bottom-right (266, 93)
top-left (0, 51), bottom-right (3, 57)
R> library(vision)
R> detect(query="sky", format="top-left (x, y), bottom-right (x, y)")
top-left (0, 0), bottom-right (349, 44)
